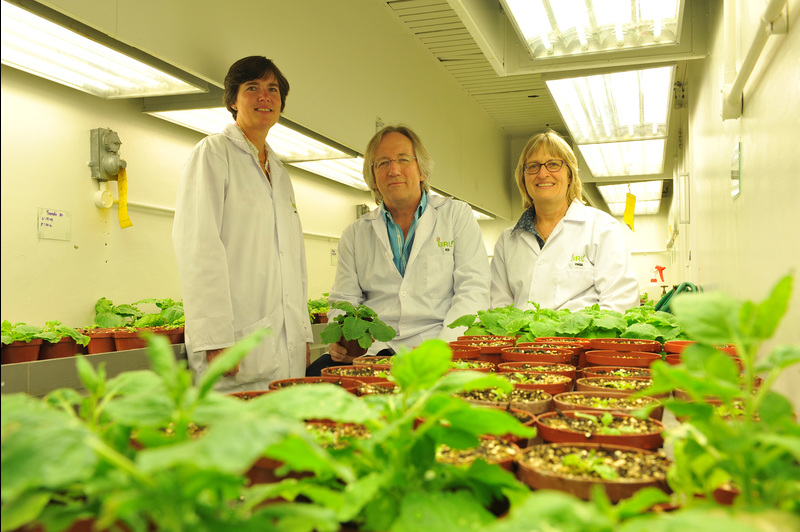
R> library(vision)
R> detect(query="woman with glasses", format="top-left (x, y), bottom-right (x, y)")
top-left (490, 129), bottom-right (638, 313)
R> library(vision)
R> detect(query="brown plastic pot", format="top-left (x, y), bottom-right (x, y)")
top-left (535, 410), bottom-right (665, 450)
top-left (500, 347), bottom-right (573, 365)
top-left (581, 366), bottom-right (651, 379)
top-left (575, 376), bottom-right (656, 397)
top-left (510, 375), bottom-right (573, 396)
top-left (268, 376), bottom-right (361, 393)
top-left (448, 344), bottom-right (481, 360)
top-left (39, 336), bottom-right (81, 360)
top-left (584, 350), bottom-right (662, 368)
top-left (82, 328), bottom-right (117, 354)
top-left (497, 361), bottom-right (576, 381)
top-left (321, 365), bottom-right (391, 384)
top-left (515, 442), bottom-right (670, 502)
top-left (449, 338), bottom-right (516, 365)
top-left (1, 338), bottom-right (43, 364)
top-left (588, 338), bottom-right (662, 353)
top-left (518, 341), bottom-right (586, 368)
top-left (553, 391), bottom-right (664, 421)
top-left (113, 329), bottom-right (148, 351)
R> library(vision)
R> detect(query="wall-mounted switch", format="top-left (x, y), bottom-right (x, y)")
top-left (89, 128), bottom-right (127, 181)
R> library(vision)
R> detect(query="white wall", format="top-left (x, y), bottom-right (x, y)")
top-left (0, 66), bottom-right (370, 326)
top-left (675, 0), bottom-right (800, 406)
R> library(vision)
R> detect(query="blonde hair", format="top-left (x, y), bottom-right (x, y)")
top-left (515, 129), bottom-right (583, 209)
top-left (362, 125), bottom-right (432, 205)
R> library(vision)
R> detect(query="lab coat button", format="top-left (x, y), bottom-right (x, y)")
top-left (536, 259), bottom-right (543, 266)
top-left (400, 291), bottom-right (407, 296)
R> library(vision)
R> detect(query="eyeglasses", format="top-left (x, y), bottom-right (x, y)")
top-left (373, 157), bottom-right (417, 172)
top-left (523, 159), bottom-right (565, 175)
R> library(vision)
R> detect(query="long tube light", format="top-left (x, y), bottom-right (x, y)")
top-left (1, 0), bottom-right (208, 98)
top-left (502, 0), bottom-right (682, 59)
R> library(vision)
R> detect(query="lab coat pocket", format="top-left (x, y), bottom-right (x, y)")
top-left (234, 315), bottom-right (277, 381)
top-left (555, 265), bottom-right (595, 305)
top-left (426, 255), bottom-right (454, 299)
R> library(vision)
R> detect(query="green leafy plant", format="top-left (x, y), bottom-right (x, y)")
top-left (1, 320), bottom-right (43, 345)
top-left (92, 296), bottom-right (143, 328)
top-left (307, 293), bottom-right (330, 321)
top-left (39, 320), bottom-right (90, 346)
top-left (449, 303), bottom-right (688, 343)
top-left (319, 301), bottom-right (396, 349)
top-left (130, 298), bottom-right (184, 329)
top-left (573, 411), bottom-right (636, 436)
top-left (562, 450), bottom-right (619, 480)
top-left (642, 273), bottom-right (800, 511)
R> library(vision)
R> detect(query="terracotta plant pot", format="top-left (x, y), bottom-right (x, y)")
top-left (515, 442), bottom-right (671, 502)
top-left (448, 359), bottom-right (496, 372)
top-left (535, 410), bottom-right (665, 450)
top-left (448, 344), bottom-right (481, 360)
top-left (497, 362), bottom-right (576, 382)
top-left (664, 340), bottom-right (737, 356)
top-left (39, 336), bottom-right (81, 360)
top-left (321, 364), bottom-right (391, 384)
top-left (81, 328), bottom-right (117, 354)
top-left (497, 407), bottom-right (537, 448)
top-left (664, 354), bottom-right (682, 365)
top-left (518, 341), bottom-right (586, 368)
top-left (156, 326), bottom-right (184, 345)
top-left (449, 338), bottom-right (516, 366)
top-left (459, 388), bottom-right (553, 416)
top-left (268, 376), bottom-right (361, 393)
top-left (584, 350), bottom-right (662, 368)
top-left (1, 338), bottom-right (42, 364)
top-left (498, 372), bottom-right (573, 395)
top-left (553, 391), bottom-right (664, 421)
top-left (341, 338), bottom-right (368, 358)
top-left (353, 355), bottom-right (393, 367)
top-left (113, 329), bottom-right (149, 351)
top-left (500, 347), bottom-right (573, 365)
top-left (229, 390), bottom-right (272, 401)
top-left (588, 338), bottom-right (662, 353)
top-left (311, 312), bottom-right (329, 324)
top-left (575, 376), bottom-right (658, 397)
top-left (581, 366), bottom-right (651, 379)
top-left (356, 381), bottom-right (398, 396)
top-left (437, 437), bottom-right (521, 472)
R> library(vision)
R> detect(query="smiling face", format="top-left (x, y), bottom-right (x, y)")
top-left (373, 131), bottom-right (424, 212)
top-left (524, 148), bottom-right (571, 211)
top-left (233, 73), bottom-right (281, 136)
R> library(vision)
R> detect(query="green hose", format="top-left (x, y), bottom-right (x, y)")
top-left (654, 282), bottom-right (703, 313)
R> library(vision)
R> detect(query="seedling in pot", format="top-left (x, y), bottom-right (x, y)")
top-left (319, 301), bottom-right (396, 350)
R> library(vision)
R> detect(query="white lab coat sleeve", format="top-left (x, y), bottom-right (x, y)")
top-left (327, 222), bottom-right (366, 318)
top-left (592, 219), bottom-right (640, 313)
top-left (439, 203), bottom-right (491, 341)
top-left (172, 140), bottom-right (235, 351)
top-left (489, 230), bottom-right (515, 309)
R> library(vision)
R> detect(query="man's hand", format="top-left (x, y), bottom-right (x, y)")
top-left (329, 341), bottom-right (357, 364)
top-left (207, 348), bottom-right (239, 377)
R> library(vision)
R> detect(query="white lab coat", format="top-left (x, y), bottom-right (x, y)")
top-left (490, 200), bottom-right (639, 313)
top-left (328, 194), bottom-right (490, 354)
top-left (172, 123), bottom-right (312, 392)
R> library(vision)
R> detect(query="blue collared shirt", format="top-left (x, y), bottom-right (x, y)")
top-left (382, 192), bottom-right (428, 276)
top-left (513, 206), bottom-right (547, 248)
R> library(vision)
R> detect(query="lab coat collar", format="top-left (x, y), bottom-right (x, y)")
top-left (222, 123), bottom-right (285, 171)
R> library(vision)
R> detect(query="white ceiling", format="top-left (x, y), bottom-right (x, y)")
top-left (382, 0), bottom-right (707, 212)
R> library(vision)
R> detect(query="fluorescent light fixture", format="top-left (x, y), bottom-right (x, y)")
top-left (545, 65), bottom-right (675, 144)
top-left (598, 181), bottom-right (662, 216)
top-left (289, 158), bottom-right (369, 191)
top-left (1, 0), bottom-right (207, 98)
top-left (429, 190), bottom-right (494, 220)
top-left (502, 0), bottom-right (682, 59)
top-left (579, 139), bottom-right (666, 177)
top-left (146, 106), bottom-right (369, 190)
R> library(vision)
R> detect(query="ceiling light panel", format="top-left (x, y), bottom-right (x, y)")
top-left (502, 0), bottom-right (682, 59)
top-left (289, 159), bottom-right (369, 191)
top-left (546, 65), bottom-right (675, 144)
top-left (1, 1), bottom-right (204, 98)
top-left (579, 139), bottom-right (666, 177)
top-left (598, 181), bottom-right (663, 204)
top-left (606, 199), bottom-right (661, 216)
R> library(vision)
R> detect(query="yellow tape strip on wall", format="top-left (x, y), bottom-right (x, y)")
top-left (624, 192), bottom-right (636, 231)
top-left (117, 167), bottom-right (133, 228)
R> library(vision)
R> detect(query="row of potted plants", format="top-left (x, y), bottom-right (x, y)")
top-left (2, 275), bottom-right (797, 531)
top-left (1, 297), bottom-right (186, 364)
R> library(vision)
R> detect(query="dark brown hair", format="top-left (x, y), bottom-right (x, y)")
top-left (223, 56), bottom-right (289, 119)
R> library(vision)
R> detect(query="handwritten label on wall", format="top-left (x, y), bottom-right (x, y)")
top-left (38, 208), bottom-right (71, 241)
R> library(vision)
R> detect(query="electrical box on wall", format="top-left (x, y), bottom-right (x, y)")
top-left (89, 128), bottom-right (127, 181)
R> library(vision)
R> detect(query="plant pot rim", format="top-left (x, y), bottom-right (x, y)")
top-left (534, 410), bottom-right (665, 450)
top-left (588, 338), bottom-right (662, 352)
